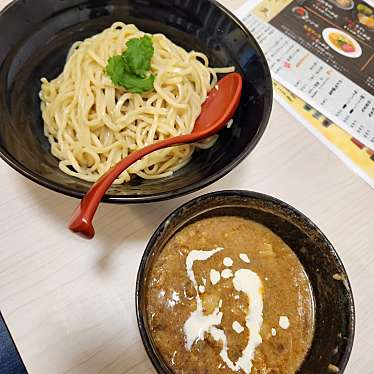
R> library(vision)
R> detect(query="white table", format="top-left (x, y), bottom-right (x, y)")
top-left (0, 0), bottom-right (373, 373)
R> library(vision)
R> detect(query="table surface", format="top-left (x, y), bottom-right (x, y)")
top-left (0, 0), bottom-right (373, 373)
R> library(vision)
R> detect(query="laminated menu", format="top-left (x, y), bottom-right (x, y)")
top-left (235, 0), bottom-right (374, 150)
top-left (273, 81), bottom-right (374, 188)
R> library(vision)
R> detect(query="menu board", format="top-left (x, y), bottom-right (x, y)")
top-left (236, 0), bottom-right (374, 150)
top-left (270, 0), bottom-right (374, 94)
top-left (273, 81), bottom-right (374, 188)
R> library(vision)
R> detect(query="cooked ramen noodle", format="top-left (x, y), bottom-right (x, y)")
top-left (40, 22), bottom-right (234, 184)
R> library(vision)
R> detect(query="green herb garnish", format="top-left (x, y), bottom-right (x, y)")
top-left (106, 35), bottom-right (155, 94)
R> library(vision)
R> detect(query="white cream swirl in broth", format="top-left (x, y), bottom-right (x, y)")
top-left (184, 247), bottom-right (224, 350)
top-left (183, 248), bottom-right (264, 374)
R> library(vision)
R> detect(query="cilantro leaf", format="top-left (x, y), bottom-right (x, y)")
top-left (122, 36), bottom-right (154, 77)
top-left (106, 55), bottom-right (127, 86)
top-left (117, 73), bottom-right (155, 94)
top-left (105, 35), bottom-right (155, 93)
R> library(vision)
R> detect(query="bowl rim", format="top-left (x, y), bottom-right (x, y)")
top-left (135, 189), bottom-right (355, 373)
top-left (0, 0), bottom-right (273, 203)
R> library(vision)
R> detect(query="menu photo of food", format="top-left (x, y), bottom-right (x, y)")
top-left (322, 27), bottom-right (362, 57)
top-left (327, 0), bottom-right (354, 10)
top-left (356, 3), bottom-right (374, 30)
top-left (328, 0), bottom-right (374, 30)
top-left (268, 0), bottom-right (374, 95)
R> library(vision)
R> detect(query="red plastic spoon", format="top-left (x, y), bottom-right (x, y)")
top-left (69, 72), bottom-right (243, 239)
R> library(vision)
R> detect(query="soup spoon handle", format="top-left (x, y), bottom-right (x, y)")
top-left (69, 73), bottom-right (243, 239)
top-left (68, 134), bottom-right (192, 239)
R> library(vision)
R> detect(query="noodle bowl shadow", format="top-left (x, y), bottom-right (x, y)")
top-left (0, 0), bottom-right (272, 203)
top-left (136, 190), bottom-right (355, 373)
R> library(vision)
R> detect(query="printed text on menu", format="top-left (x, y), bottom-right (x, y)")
top-left (237, 3), bottom-right (374, 149)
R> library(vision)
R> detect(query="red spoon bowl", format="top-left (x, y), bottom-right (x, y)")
top-left (69, 73), bottom-right (243, 238)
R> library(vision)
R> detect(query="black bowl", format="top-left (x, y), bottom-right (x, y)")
top-left (136, 190), bottom-right (355, 373)
top-left (0, 0), bottom-right (272, 203)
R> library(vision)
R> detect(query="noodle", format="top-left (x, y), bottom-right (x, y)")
top-left (40, 22), bottom-right (234, 184)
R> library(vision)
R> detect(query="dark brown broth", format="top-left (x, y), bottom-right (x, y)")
top-left (146, 217), bottom-right (314, 373)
